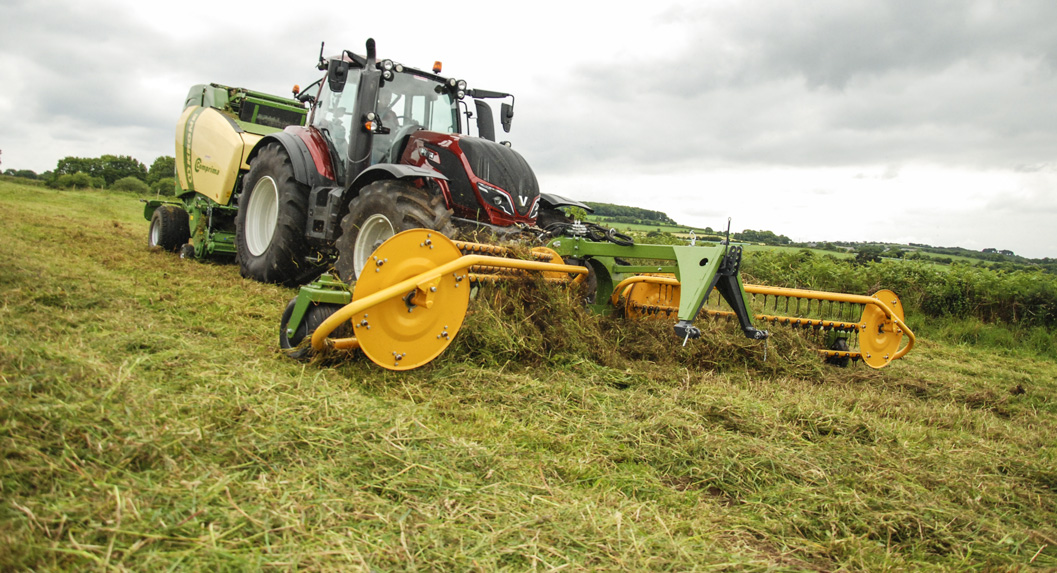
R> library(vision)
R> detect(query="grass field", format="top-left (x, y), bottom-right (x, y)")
top-left (2, 183), bottom-right (1056, 570)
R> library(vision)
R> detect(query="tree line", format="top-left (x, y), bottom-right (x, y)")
top-left (3, 154), bottom-right (177, 195)
top-left (583, 202), bottom-right (678, 226)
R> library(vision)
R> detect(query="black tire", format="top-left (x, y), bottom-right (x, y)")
top-left (535, 205), bottom-right (572, 232)
top-left (825, 337), bottom-right (851, 368)
top-left (148, 205), bottom-right (190, 252)
top-left (279, 299), bottom-right (352, 360)
top-left (235, 143), bottom-right (313, 286)
top-left (334, 179), bottom-right (454, 281)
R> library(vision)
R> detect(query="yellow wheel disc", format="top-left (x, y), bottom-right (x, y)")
top-left (624, 274), bottom-right (680, 319)
top-left (530, 246), bottom-right (567, 280)
top-left (859, 289), bottom-right (905, 369)
top-left (351, 229), bottom-right (470, 370)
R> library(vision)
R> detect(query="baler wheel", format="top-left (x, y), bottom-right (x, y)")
top-left (148, 205), bottom-right (190, 252)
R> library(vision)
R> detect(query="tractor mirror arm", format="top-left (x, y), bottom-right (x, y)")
top-left (464, 89), bottom-right (516, 132)
top-left (467, 88), bottom-right (510, 99)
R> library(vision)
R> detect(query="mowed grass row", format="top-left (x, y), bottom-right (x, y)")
top-left (1, 183), bottom-right (1055, 571)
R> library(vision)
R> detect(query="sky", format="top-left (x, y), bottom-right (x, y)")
top-left (1, 0), bottom-right (1055, 258)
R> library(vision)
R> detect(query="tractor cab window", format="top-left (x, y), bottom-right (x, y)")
top-left (311, 77), bottom-right (359, 162)
top-left (371, 72), bottom-right (457, 163)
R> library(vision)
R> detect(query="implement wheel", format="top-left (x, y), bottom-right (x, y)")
top-left (279, 299), bottom-right (352, 360)
top-left (236, 143), bottom-right (313, 286)
top-left (350, 229), bottom-right (469, 370)
top-left (148, 205), bottom-right (190, 252)
top-left (859, 289), bottom-right (905, 369)
top-left (334, 180), bottom-right (454, 281)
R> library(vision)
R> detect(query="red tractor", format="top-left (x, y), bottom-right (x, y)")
top-left (148, 38), bottom-right (586, 285)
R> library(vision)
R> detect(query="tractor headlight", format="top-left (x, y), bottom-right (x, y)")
top-left (381, 60), bottom-right (399, 80)
top-left (476, 182), bottom-right (513, 216)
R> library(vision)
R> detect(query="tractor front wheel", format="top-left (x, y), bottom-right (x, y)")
top-left (236, 143), bottom-right (313, 286)
top-left (535, 205), bottom-right (572, 232)
top-left (148, 204), bottom-right (190, 252)
top-left (334, 179), bottom-right (454, 281)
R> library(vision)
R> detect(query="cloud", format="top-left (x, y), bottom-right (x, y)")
top-left (515, 0), bottom-right (1057, 175)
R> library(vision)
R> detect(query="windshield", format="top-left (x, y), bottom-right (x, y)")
top-left (372, 72), bottom-right (458, 162)
top-left (310, 78), bottom-right (358, 163)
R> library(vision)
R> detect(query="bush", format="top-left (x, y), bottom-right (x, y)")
top-left (54, 172), bottom-right (94, 189)
top-left (150, 177), bottom-right (178, 196)
top-left (111, 176), bottom-right (150, 193)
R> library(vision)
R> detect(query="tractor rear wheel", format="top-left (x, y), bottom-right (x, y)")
top-left (148, 204), bottom-right (190, 252)
top-left (334, 179), bottom-right (454, 281)
top-left (236, 143), bottom-right (312, 286)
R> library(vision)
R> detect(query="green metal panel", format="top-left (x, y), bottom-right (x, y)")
top-left (285, 275), bottom-right (353, 338)
top-left (545, 236), bottom-right (764, 340)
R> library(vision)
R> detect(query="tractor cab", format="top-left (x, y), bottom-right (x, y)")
top-left (308, 56), bottom-right (461, 178)
top-left (303, 40), bottom-right (539, 228)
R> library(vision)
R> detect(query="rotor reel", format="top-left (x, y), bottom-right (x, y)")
top-left (350, 230), bottom-right (470, 370)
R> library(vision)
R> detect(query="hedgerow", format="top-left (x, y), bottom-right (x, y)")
top-left (745, 250), bottom-right (1057, 328)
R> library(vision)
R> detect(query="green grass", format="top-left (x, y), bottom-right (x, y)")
top-left (2, 182), bottom-right (1056, 570)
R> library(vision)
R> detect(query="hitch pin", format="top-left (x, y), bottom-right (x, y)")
top-left (682, 332), bottom-right (691, 347)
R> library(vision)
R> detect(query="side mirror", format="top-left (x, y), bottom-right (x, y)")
top-left (327, 59), bottom-right (350, 92)
top-left (474, 100), bottom-right (496, 141)
top-left (501, 102), bottom-right (514, 133)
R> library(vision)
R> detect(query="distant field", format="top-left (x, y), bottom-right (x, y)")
top-left (2, 182), bottom-right (1056, 570)
top-left (590, 217), bottom-right (1000, 265)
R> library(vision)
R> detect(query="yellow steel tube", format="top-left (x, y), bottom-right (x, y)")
top-left (469, 274), bottom-right (577, 284)
top-left (745, 285), bottom-right (882, 305)
top-left (311, 255), bottom-right (588, 351)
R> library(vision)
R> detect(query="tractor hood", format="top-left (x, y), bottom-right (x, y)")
top-left (407, 131), bottom-right (540, 225)
top-left (458, 137), bottom-right (539, 217)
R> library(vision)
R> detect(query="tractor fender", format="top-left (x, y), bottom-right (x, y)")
top-left (246, 131), bottom-right (328, 189)
top-left (540, 193), bottom-right (593, 213)
top-left (347, 163), bottom-right (449, 197)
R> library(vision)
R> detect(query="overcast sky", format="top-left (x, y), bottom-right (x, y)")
top-left (1, 0), bottom-right (1055, 258)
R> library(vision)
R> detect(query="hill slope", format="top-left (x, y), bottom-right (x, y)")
top-left (1, 182), bottom-right (1055, 570)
